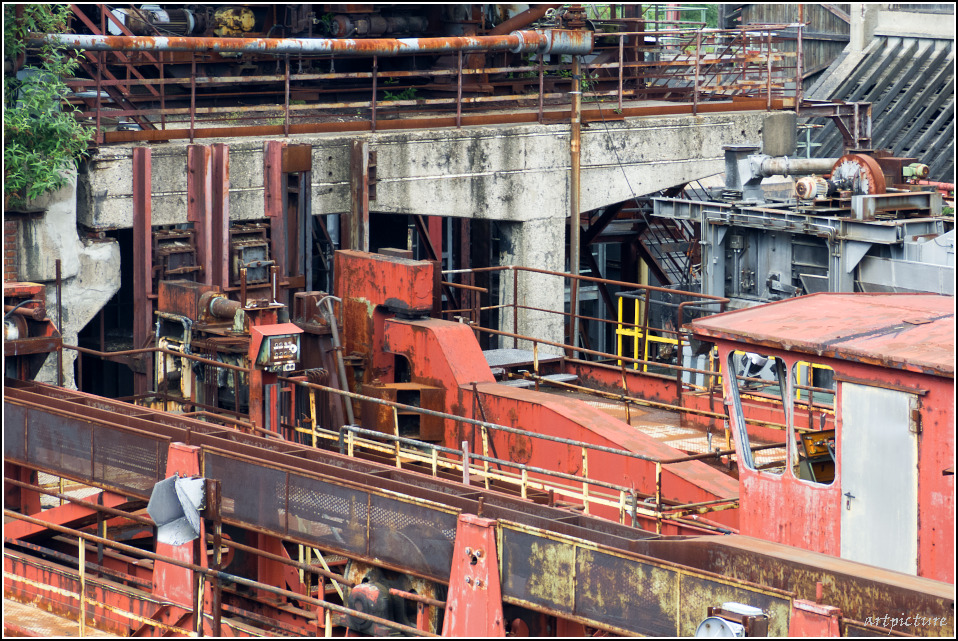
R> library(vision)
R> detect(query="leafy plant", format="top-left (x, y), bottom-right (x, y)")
top-left (382, 87), bottom-right (418, 102)
top-left (4, 4), bottom-right (93, 209)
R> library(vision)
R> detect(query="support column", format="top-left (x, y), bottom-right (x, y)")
top-left (187, 145), bottom-right (212, 285)
top-left (132, 147), bottom-right (153, 396)
top-left (497, 217), bottom-right (565, 348)
top-left (210, 143), bottom-right (230, 290)
top-left (153, 443), bottom-right (205, 609)
top-left (441, 514), bottom-right (505, 636)
top-left (347, 140), bottom-right (373, 252)
top-left (264, 140), bottom-right (287, 296)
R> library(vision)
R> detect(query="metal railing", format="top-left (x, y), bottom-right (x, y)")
top-left (3, 481), bottom-right (436, 637)
top-left (54, 6), bottom-right (803, 143)
top-left (61, 343), bottom-right (741, 533)
top-left (440, 263), bottom-right (729, 392)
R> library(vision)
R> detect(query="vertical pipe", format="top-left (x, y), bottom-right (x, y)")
top-left (570, 55), bottom-right (582, 354)
top-left (569, 277), bottom-right (580, 355)
top-left (767, 30), bottom-right (773, 110)
top-left (456, 50), bottom-right (462, 129)
top-left (538, 52), bottom-right (545, 124)
top-left (693, 30), bottom-right (701, 114)
top-left (56, 259), bottom-right (63, 387)
top-left (190, 53), bottom-right (196, 143)
top-left (160, 53), bottom-right (166, 130)
top-left (795, 21), bottom-right (803, 114)
top-left (371, 56), bottom-right (378, 133)
top-left (95, 51), bottom-right (102, 144)
top-left (78, 540), bottom-right (86, 636)
top-left (210, 484), bottom-right (222, 638)
top-left (461, 440), bottom-right (470, 485)
top-left (581, 447), bottom-right (589, 514)
top-left (512, 269), bottom-right (518, 348)
top-left (654, 461), bottom-right (663, 534)
top-left (284, 55), bottom-right (290, 137)
top-left (618, 36), bottom-right (624, 112)
top-left (132, 147), bottom-right (152, 396)
top-left (321, 295), bottom-right (355, 425)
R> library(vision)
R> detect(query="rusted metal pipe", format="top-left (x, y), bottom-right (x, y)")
top-left (758, 156), bottom-right (838, 177)
top-left (30, 30), bottom-right (593, 56)
top-left (207, 295), bottom-right (242, 320)
top-left (489, 4), bottom-right (562, 35)
top-left (570, 54), bottom-right (582, 352)
top-left (4, 302), bottom-right (46, 321)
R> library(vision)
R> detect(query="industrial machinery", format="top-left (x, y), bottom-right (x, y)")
top-left (3, 281), bottom-right (62, 381)
top-left (4, 248), bottom-right (955, 636)
top-left (654, 146), bottom-right (955, 307)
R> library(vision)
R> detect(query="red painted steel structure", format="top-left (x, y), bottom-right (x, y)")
top-left (336, 250), bottom-right (740, 532)
top-left (187, 145), bottom-right (213, 285)
top-left (210, 143), bottom-right (230, 290)
top-left (690, 293), bottom-right (954, 583)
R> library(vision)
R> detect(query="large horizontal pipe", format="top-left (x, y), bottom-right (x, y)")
top-left (757, 156), bottom-right (838, 177)
top-left (29, 29), bottom-right (592, 56)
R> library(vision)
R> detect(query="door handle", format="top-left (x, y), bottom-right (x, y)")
top-left (844, 492), bottom-right (855, 510)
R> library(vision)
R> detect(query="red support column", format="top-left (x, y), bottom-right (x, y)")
top-left (264, 141), bottom-right (287, 284)
top-left (3, 465), bottom-right (40, 516)
top-left (211, 143), bottom-right (231, 291)
top-left (441, 514), bottom-right (505, 636)
top-left (153, 443), bottom-right (205, 609)
top-left (132, 147), bottom-right (153, 396)
top-left (187, 144), bottom-right (213, 285)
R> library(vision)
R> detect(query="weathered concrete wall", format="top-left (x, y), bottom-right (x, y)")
top-left (78, 109), bottom-right (790, 343)
top-left (16, 173), bottom-right (120, 388)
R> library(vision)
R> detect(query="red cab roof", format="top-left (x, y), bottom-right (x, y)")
top-left (688, 293), bottom-right (954, 378)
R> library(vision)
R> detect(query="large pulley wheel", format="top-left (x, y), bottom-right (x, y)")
top-left (830, 154), bottom-right (886, 195)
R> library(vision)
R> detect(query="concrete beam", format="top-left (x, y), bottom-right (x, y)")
top-left (78, 110), bottom-right (786, 231)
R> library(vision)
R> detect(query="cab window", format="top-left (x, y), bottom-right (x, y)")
top-left (790, 362), bottom-right (836, 485)
top-left (726, 351), bottom-right (790, 476)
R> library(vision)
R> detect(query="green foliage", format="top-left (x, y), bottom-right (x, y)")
top-left (4, 4), bottom-right (93, 208)
top-left (382, 87), bottom-right (418, 102)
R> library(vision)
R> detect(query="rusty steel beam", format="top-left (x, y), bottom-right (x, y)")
top-left (6, 381), bottom-right (954, 637)
top-left (211, 143), bottom-right (230, 290)
top-left (30, 30), bottom-right (593, 56)
top-left (348, 141), bottom-right (372, 252)
top-left (263, 141), bottom-right (287, 298)
top-left (132, 147), bottom-right (152, 395)
top-left (187, 145), bottom-right (212, 285)
top-left (102, 98), bottom-right (788, 144)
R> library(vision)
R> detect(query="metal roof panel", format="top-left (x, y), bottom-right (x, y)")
top-left (688, 293), bottom-right (954, 377)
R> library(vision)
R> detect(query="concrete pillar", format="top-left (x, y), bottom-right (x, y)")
top-left (849, 4), bottom-right (879, 53)
top-left (497, 216), bottom-right (565, 349)
top-left (16, 172), bottom-right (120, 388)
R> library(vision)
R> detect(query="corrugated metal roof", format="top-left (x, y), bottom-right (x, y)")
top-left (689, 293), bottom-right (954, 377)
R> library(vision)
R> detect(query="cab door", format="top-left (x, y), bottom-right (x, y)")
top-left (839, 382), bottom-right (919, 574)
